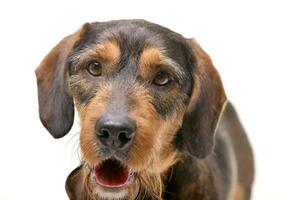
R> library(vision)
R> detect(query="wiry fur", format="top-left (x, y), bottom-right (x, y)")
top-left (36, 20), bottom-right (254, 200)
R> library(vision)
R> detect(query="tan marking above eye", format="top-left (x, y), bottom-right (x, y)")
top-left (139, 47), bottom-right (164, 67)
top-left (139, 47), bottom-right (165, 78)
top-left (138, 47), bottom-right (182, 83)
top-left (95, 40), bottom-right (121, 66)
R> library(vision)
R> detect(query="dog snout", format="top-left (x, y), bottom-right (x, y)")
top-left (95, 114), bottom-right (136, 150)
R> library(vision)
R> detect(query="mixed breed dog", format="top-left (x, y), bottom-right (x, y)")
top-left (35, 19), bottom-right (254, 200)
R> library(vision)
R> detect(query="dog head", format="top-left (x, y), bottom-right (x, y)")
top-left (35, 20), bottom-right (226, 199)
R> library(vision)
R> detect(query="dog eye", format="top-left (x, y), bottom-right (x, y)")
top-left (153, 71), bottom-right (171, 86)
top-left (86, 61), bottom-right (102, 76)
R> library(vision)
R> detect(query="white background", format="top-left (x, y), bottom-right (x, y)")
top-left (0, 0), bottom-right (299, 199)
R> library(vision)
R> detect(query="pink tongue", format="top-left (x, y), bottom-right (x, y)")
top-left (94, 160), bottom-right (129, 187)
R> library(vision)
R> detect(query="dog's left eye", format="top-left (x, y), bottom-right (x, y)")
top-left (153, 71), bottom-right (171, 86)
top-left (86, 61), bottom-right (102, 76)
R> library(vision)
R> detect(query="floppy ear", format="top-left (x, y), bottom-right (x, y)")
top-left (35, 25), bottom-right (87, 138)
top-left (181, 38), bottom-right (227, 158)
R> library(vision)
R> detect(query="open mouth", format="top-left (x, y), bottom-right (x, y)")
top-left (91, 159), bottom-right (135, 188)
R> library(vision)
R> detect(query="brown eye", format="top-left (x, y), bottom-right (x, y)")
top-left (86, 61), bottom-right (102, 76)
top-left (153, 71), bottom-right (171, 86)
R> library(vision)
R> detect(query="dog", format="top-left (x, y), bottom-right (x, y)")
top-left (35, 19), bottom-right (254, 200)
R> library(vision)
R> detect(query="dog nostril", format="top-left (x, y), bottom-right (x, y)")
top-left (98, 128), bottom-right (110, 138)
top-left (95, 114), bottom-right (136, 149)
top-left (118, 131), bottom-right (132, 144)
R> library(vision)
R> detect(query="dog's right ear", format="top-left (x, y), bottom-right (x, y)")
top-left (181, 38), bottom-right (227, 158)
top-left (35, 24), bottom-right (89, 138)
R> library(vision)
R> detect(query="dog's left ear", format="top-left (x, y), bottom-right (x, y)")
top-left (181, 38), bottom-right (227, 159)
top-left (35, 24), bottom-right (89, 138)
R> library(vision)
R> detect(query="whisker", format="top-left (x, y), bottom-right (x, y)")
top-left (65, 131), bottom-right (80, 149)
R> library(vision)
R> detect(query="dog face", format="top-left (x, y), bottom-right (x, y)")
top-left (35, 20), bottom-right (226, 199)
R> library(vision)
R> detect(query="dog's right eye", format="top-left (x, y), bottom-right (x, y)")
top-left (152, 71), bottom-right (172, 87)
top-left (86, 61), bottom-right (102, 76)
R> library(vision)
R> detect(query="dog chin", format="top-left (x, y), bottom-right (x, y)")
top-left (92, 177), bottom-right (139, 200)
top-left (95, 189), bottom-right (128, 200)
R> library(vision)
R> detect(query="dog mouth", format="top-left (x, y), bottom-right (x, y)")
top-left (91, 159), bottom-right (135, 188)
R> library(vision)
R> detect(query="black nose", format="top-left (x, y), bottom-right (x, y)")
top-left (95, 114), bottom-right (136, 149)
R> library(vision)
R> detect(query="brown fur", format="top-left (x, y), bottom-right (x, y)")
top-left (96, 40), bottom-right (121, 64)
top-left (187, 38), bottom-right (226, 113)
top-left (70, 39), bottom-right (120, 74)
top-left (35, 26), bottom-right (83, 138)
top-left (139, 48), bottom-right (163, 68)
top-left (233, 184), bottom-right (246, 200)
top-left (79, 85), bottom-right (112, 165)
top-left (139, 47), bottom-right (165, 78)
top-left (35, 20), bottom-right (254, 200)
top-left (138, 47), bottom-right (182, 82)
top-left (80, 83), bottom-right (183, 199)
